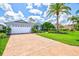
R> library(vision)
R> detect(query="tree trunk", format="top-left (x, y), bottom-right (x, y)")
top-left (73, 21), bottom-right (75, 31)
top-left (56, 14), bottom-right (59, 32)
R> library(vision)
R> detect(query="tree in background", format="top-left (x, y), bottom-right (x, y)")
top-left (41, 22), bottom-right (56, 32)
top-left (68, 15), bottom-right (79, 30)
top-left (48, 3), bottom-right (71, 32)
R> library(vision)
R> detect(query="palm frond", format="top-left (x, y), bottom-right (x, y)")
top-left (47, 11), bottom-right (53, 17)
top-left (63, 6), bottom-right (71, 10)
top-left (62, 11), bottom-right (71, 15)
top-left (76, 10), bottom-right (79, 14)
top-left (68, 16), bottom-right (79, 22)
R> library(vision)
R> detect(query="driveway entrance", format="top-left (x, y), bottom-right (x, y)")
top-left (3, 34), bottom-right (79, 56)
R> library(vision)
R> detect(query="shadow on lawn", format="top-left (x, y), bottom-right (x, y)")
top-left (49, 31), bottom-right (69, 34)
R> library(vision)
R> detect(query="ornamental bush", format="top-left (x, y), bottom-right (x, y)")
top-left (31, 27), bottom-right (38, 33)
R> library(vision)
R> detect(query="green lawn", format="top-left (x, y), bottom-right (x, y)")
top-left (0, 33), bottom-right (9, 56)
top-left (38, 31), bottom-right (79, 46)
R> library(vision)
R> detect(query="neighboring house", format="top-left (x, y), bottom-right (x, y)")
top-left (0, 19), bottom-right (34, 34)
top-left (63, 25), bottom-right (73, 30)
top-left (54, 24), bottom-right (73, 30)
top-left (54, 24), bottom-right (63, 30)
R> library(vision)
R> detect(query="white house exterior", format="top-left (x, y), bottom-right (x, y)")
top-left (4, 19), bottom-right (34, 34)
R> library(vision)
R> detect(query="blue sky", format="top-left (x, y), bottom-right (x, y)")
top-left (65, 3), bottom-right (79, 15)
top-left (0, 3), bottom-right (48, 17)
top-left (0, 3), bottom-right (79, 24)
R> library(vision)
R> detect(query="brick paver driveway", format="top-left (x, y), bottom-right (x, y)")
top-left (3, 34), bottom-right (79, 56)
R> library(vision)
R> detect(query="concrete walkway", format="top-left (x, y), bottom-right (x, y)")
top-left (3, 34), bottom-right (79, 56)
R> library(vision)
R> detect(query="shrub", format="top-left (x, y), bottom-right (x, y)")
top-left (0, 26), bottom-right (6, 33)
top-left (0, 26), bottom-right (11, 34)
top-left (0, 30), bottom-right (4, 33)
top-left (5, 27), bottom-right (11, 34)
top-left (34, 25), bottom-right (39, 30)
top-left (75, 24), bottom-right (79, 31)
top-left (31, 24), bottom-right (42, 33)
top-left (41, 22), bottom-right (56, 32)
top-left (31, 27), bottom-right (38, 33)
top-left (0, 33), bottom-right (7, 39)
top-left (37, 30), bottom-right (43, 33)
top-left (61, 28), bottom-right (69, 31)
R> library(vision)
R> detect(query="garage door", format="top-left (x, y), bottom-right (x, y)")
top-left (11, 27), bottom-right (32, 34)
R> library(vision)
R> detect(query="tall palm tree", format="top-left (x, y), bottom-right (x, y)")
top-left (47, 3), bottom-right (71, 32)
top-left (76, 10), bottom-right (79, 23)
top-left (68, 15), bottom-right (79, 30)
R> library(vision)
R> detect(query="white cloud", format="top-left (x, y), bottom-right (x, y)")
top-left (43, 11), bottom-right (47, 17)
top-left (42, 3), bottom-right (50, 6)
top-left (27, 15), bottom-right (43, 21)
top-left (43, 10), bottom-right (49, 18)
top-left (4, 11), bottom-right (15, 17)
top-left (4, 11), bottom-right (17, 21)
top-left (4, 10), bottom-right (25, 21)
top-left (58, 14), bottom-right (73, 25)
top-left (26, 3), bottom-right (33, 9)
top-left (13, 11), bottom-right (25, 20)
top-left (0, 3), bottom-right (13, 11)
top-left (45, 13), bottom-right (71, 25)
top-left (43, 4), bottom-right (50, 18)
top-left (29, 9), bottom-right (42, 15)
top-left (0, 16), bottom-right (6, 23)
top-left (59, 14), bottom-right (68, 22)
top-left (0, 3), bottom-right (14, 17)
top-left (0, 3), bottom-right (16, 21)
top-left (67, 14), bottom-right (72, 18)
top-left (27, 15), bottom-right (43, 20)
top-left (0, 3), bottom-right (26, 22)
top-left (17, 11), bottom-right (24, 18)
top-left (27, 15), bottom-right (45, 24)
top-left (45, 16), bottom-right (56, 24)
top-left (34, 3), bottom-right (41, 7)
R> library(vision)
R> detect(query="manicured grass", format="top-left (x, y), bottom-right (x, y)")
top-left (0, 34), bottom-right (9, 56)
top-left (38, 31), bottom-right (79, 46)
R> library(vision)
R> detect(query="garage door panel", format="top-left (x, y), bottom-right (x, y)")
top-left (11, 27), bottom-right (32, 34)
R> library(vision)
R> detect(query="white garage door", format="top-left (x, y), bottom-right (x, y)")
top-left (11, 27), bottom-right (32, 34)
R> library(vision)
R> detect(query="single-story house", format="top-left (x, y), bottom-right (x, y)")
top-left (54, 23), bottom-right (74, 30)
top-left (0, 19), bottom-right (34, 34)
top-left (63, 25), bottom-right (74, 30)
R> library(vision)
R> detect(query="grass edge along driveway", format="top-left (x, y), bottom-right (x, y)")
top-left (0, 33), bottom-right (9, 56)
top-left (38, 31), bottom-right (79, 46)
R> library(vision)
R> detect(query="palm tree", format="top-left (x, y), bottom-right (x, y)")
top-left (47, 3), bottom-right (71, 32)
top-left (74, 10), bottom-right (79, 30)
top-left (68, 15), bottom-right (79, 30)
top-left (76, 10), bottom-right (79, 23)
top-left (76, 10), bottom-right (79, 14)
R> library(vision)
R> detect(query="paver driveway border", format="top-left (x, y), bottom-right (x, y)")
top-left (3, 34), bottom-right (79, 56)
